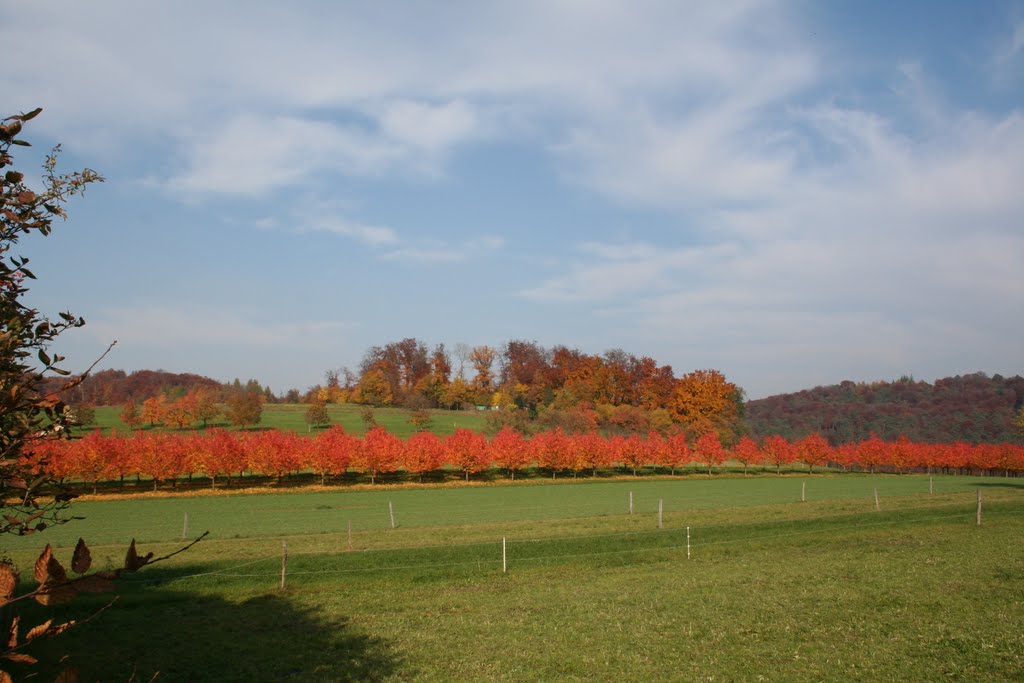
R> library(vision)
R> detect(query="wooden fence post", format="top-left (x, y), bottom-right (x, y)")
top-left (977, 489), bottom-right (982, 526)
top-left (280, 540), bottom-right (288, 591)
top-left (389, 501), bottom-right (396, 529)
top-left (658, 499), bottom-right (663, 529)
top-left (874, 488), bottom-right (880, 511)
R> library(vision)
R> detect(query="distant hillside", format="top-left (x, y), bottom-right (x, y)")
top-left (745, 372), bottom-right (1024, 445)
top-left (48, 369), bottom-right (223, 405)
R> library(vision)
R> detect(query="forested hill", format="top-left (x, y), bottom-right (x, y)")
top-left (745, 373), bottom-right (1024, 444)
top-left (48, 369), bottom-right (223, 405)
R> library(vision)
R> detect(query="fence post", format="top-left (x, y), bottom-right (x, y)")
top-left (389, 501), bottom-right (396, 529)
top-left (347, 519), bottom-right (353, 552)
top-left (801, 481), bottom-right (806, 503)
top-left (182, 511), bottom-right (189, 540)
top-left (502, 537), bottom-right (507, 573)
top-left (874, 488), bottom-right (880, 511)
top-left (929, 476), bottom-right (933, 495)
top-left (280, 540), bottom-right (288, 591)
top-left (629, 491), bottom-right (633, 515)
top-left (658, 499), bottom-right (663, 529)
top-left (686, 526), bottom-right (691, 560)
top-left (977, 489), bottom-right (982, 526)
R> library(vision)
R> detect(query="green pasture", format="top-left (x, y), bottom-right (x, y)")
top-left (84, 403), bottom-right (488, 437)
top-left (4, 474), bottom-right (1023, 681)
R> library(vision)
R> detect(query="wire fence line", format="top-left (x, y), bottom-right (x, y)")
top-left (113, 503), bottom-right (1022, 587)
top-left (59, 488), bottom-right (1011, 547)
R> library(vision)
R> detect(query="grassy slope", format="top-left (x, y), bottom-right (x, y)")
top-left (6, 475), bottom-right (1023, 681)
top-left (85, 403), bottom-right (488, 437)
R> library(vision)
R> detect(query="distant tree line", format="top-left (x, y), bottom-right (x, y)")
top-left (745, 372), bottom-right (1024, 445)
top-left (306, 338), bottom-right (744, 442)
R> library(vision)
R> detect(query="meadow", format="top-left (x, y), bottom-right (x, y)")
top-left (4, 473), bottom-right (1023, 681)
top-left (86, 403), bottom-right (488, 438)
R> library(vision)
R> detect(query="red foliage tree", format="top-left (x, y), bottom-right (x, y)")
top-left (621, 434), bottom-right (648, 476)
top-left (489, 427), bottom-right (530, 480)
top-left (795, 433), bottom-right (832, 473)
top-left (732, 435), bottom-right (762, 475)
top-left (356, 427), bottom-right (401, 484)
top-left (761, 435), bottom-right (795, 474)
top-left (693, 431), bottom-right (727, 475)
top-left (444, 428), bottom-right (490, 481)
top-left (402, 431), bottom-right (444, 482)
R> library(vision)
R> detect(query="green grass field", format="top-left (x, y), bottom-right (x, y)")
top-left (84, 403), bottom-right (488, 438)
top-left (4, 474), bottom-right (1023, 681)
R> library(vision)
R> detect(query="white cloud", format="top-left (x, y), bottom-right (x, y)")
top-left (377, 99), bottom-right (482, 152)
top-left (382, 235), bottom-right (506, 264)
top-left (166, 114), bottom-right (404, 196)
top-left (298, 215), bottom-right (400, 248)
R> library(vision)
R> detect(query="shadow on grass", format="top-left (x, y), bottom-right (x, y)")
top-left (17, 564), bottom-right (403, 682)
top-left (975, 481), bottom-right (1024, 489)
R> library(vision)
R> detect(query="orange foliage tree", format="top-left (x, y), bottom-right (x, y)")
top-left (669, 369), bottom-right (740, 439)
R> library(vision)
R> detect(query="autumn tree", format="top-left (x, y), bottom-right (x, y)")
top-left (693, 431), bottom-right (727, 475)
top-left (402, 431), bottom-right (444, 482)
top-left (469, 345), bottom-right (497, 393)
top-left (445, 428), bottom-right (490, 481)
top-left (225, 390), bottom-right (263, 429)
top-left (732, 436), bottom-right (762, 475)
top-left (356, 368), bottom-right (394, 406)
top-left (408, 408), bottom-right (433, 431)
top-left (305, 401), bottom-right (331, 431)
top-left (0, 107), bottom-right (106, 537)
top-left (795, 432), bottom-right (832, 473)
top-left (488, 426), bottom-right (530, 480)
top-left (119, 401), bottom-right (142, 429)
top-left (69, 403), bottom-right (96, 426)
top-left (762, 435), bottom-right (795, 474)
top-left (0, 109), bottom-right (207, 680)
top-left (163, 392), bottom-right (197, 429)
top-left (140, 395), bottom-right (166, 427)
top-left (191, 386), bottom-right (221, 427)
top-left (669, 369), bottom-right (741, 439)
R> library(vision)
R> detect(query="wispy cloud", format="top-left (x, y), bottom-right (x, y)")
top-left (298, 215), bottom-right (400, 248)
top-left (84, 307), bottom-right (351, 351)
top-left (382, 235), bottom-right (505, 264)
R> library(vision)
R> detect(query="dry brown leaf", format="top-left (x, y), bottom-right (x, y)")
top-left (45, 553), bottom-right (68, 585)
top-left (6, 615), bottom-right (19, 649)
top-left (71, 539), bottom-right (91, 575)
top-left (25, 619), bottom-right (53, 642)
top-left (0, 564), bottom-right (16, 602)
top-left (49, 620), bottom-right (76, 638)
top-left (123, 540), bottom-right (152, 572)
top-left (124, 540), bottom-right (139, 570)
top-left (0, 669), bottom-right (12, 683)
top-left (34, 545), bottom-right (53, 583)
top-left (2, 653), bottom-right (37, 665)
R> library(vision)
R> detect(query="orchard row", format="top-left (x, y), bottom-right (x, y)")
top-left (32, 427), bottom-right (1024, 491)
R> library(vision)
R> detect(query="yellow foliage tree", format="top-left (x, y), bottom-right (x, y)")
top-left (669, 369), bottom-right (741, 439)
top-left (356, 368), bottom-right (394, 406)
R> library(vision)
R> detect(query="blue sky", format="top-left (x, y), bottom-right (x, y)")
top-left (5, 1), bottom-right (1023, 399)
